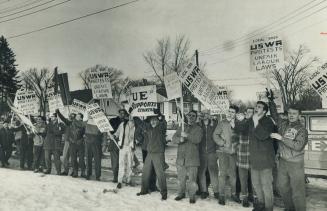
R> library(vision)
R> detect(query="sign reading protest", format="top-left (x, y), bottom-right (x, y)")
top-left (14, 88), bottom-right (39, 115)
top-left (86, 103), bottom-right (113, 132)
top-left (89, 68), bottom-right (113, 99)
top-left (164, 71), bottom-right (182, 100)
top-left (70, 99), bottom-right (87, 115)
top-left (256, 89), bottom-right (284, 113)
top-left (129, 85), bottom-right (157, 117)
top-left (177, 62), bottom-right (229, 114)
top-left (310, 64), bottom-right (327, 99)
top-left (47, 88), bottom-right (65, 115)
top-left (250, 35), bottom-right (284, 72)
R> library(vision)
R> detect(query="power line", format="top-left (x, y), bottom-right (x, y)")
top-left (7, 0), bottom-right (142, 39)
top-left (212, 77), bottom-right (263, 81)
top-left (0, 0), bottom-right (72, 24)
top-left (0, 0), bottom-right (43, 14)
top-left (200, 0), bottom-right (327, 56)
top-left (0, 0), bottom-right (58, 19)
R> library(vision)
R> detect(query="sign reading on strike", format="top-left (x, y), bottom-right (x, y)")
top-left (89, 69), bottom-right (113, 99)
top-left (14, 88), bottom-right (39, 115)
top-left (178, 61), bottom-right (229, 114)
top-left (310, 64), bottom-right (327, 99)
top-left (70, 99), bottom-right (87, 115)
top-left (250, 36), bottom-right (284, 72)
top-left (164, 71), bottom-right (182, 100)
top-left (129, 85), bottom-right (157, 117)
top-left (87, 103), bottom-right (113, 132)
top-left (47, 88), bottom-right (65, 115)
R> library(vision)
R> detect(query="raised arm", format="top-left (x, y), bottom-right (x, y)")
top-left (56, 109), bottom-right (71, 126)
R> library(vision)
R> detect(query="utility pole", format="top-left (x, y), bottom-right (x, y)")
top-left (195, 49), bottom-right (201, 112)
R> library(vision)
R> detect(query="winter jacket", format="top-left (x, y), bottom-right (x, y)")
top-left (199, 120), bottom-right (218, 154)
top-left (115, 120), bottom-right (135, 149)
top-left (213, 119), bottom-right (239, 154)
top-left (0, 127), bottom-right (14, 149)
top-left (44, 121), bottom-right (64, 150)
top-left (172, 123), bottom-right (202, 167)
top-left (70, 120), bottom-right (85, 145)
top-left (109, 116), bottom-right (123, 150)
top-left (85, 123), bottom-right (103, 144)
top-left (269, 101), bottom-right (308, 162)
top-left (236, 116), bottom-right (275, 170)
top-left (11, 124), bottom-right (30, 146)
top-left (33, 122), bottom-right (46, 146)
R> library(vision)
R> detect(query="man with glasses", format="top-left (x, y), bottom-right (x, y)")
top-left (172, 110), bottom-right (202, 204)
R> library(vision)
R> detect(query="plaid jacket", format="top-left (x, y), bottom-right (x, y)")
top-left (237, 133), bottom-right (250, 169)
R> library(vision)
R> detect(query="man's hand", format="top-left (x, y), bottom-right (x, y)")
top-left (181, 132), bottom-right (188, 138)
top-left (270, 133), bottom-right (282, 140)
top-left (236, 113), bottom-right (245, 121)
top-left (265, 88), bottom-right (275, 101)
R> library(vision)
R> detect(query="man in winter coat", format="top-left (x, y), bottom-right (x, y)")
top-left (32, 116), bottom-right (47, 173)
top-left (198, 110), bottom-right (219, 200)
top-left (109, 109), bottom-right (129, 183)
top-left (236, 101), bottom-right (276, 211)
top-left (0, 120), bottom-right (14, 167)
top-left (136, 115), bottom-right (168, 200)
top-left (57, 110), bottom-right (86, 178)
top-left (267, 90), bottom-right (308, 211)
top-left (172, 110), bottom-right (202, 204)
top-left (114, 113), bottom-right (135, 189)
top-left (213, 105), bottom-right (241, 205)
top-left (44, 113), bottom-right (64, 175)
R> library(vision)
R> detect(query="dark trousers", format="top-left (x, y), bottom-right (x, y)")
top-left (142, 150), bottom-right (157, 191)
top-left (19, 142), bottom-right (33, 169)
top-left (33, 145), bottom-right (45, 170)
top-left (110, 145), bottom-right (119, 181)
top-left (198, 152), bottom-right (219, 193)
top-left (0, 146), bottom-right (12, 165)
top-left (141, 152), bottom-right (167, 195)
top-left (238, 167), bottom-right (253, 200)
top-left (70, 143), bottom-right (86, 176)
top-left (44, 149), bottom-right (61, 174)
top-left (86, 141), bottom-right (102, 179)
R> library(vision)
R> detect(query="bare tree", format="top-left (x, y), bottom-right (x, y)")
top-left (271, 45), bottom-right (318, 108)
top-left (21, 68), bottom-right (53, 116)
top-left (144, 35), bottom-right (191, 85)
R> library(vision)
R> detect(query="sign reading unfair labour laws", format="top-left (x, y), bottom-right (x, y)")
top-left (256, 89), bottom-right (284, 113)
top-left (47, 88), bottom-right (65, 115)
top-left (250, 35), bottom-right (284, 72)
top-left (86, 103), bottom-right (113, 132)
top-left (70, 99), bottom-right (87, 115)
top-left (89, 69), bottom-right (113, 99)
top-left (164, 71), bottom-right (182, 100)
top-left (177, 61), bottom-right (229, 114)
top-left (310, 63), bottom-right (327, 99)
top-left (14, 88), bottom-right (39, 115)
top-left (129, 85), bottom-right (157, 117)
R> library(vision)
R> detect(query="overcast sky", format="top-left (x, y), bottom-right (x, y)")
top-left (1, 0), bottom-right (327, 101)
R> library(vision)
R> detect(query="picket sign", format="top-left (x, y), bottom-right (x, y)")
top-left (13, 88), bottom-right (39, 115)
top-left (70, 99), bottom-right (87, 115)
top-left (86, 103), bottom-right (113, 132)
top-left (129, 85), bottom-right (157, 117)
top-left (47, 88), bottom-right (65, 115)
top-left (89, 68), bottom-right (113, 99)
top-left (309, 64), bottom-right (327, 100)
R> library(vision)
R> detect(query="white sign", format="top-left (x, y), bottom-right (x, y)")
top-left (310, 65), bottom-right (327, 99)
top-left (178, 62), bottom-right (229, 114)
top-left (250, 35), bottom-right (284, 72)
top-left (164, 72), bottom-right (182, 100)
top-left (256, 89), bottom-right (284, 113)
top-left (87, 103), bottom-right (113, 132)
top-left (14, 88), bottom-right (39, 115)
top-left (89, 69), bottom-right (113, 99)
top-left (130, 85), bottom-right (157, 117)
top-left (70, 99), bottom-right (87, 115)
top-left (47, 88), bottom-right (65, 115)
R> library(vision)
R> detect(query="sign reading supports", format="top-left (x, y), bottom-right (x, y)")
top-left (70, 99), bottom-right (87, 115)
top-left (310, 64), bottom-right (327, 99)
top-left (178, 62), bottom-right (229, 114)
top-left (256, 89), bottom-right (284, 113)
top-left (130, 85), bottom-right (157, 117)
top-left (87, 103), bottom-right (113, 132)
top-left (164, 71), bottom-right (182, 100)
top-left (14, 88), bottom-right (39, 115)
top-left (89, 69), bottom-right (113, 99)
top-left (250, 36), bottom-right (284, 72)
top-left (47, 88), bottom-right (65, 115)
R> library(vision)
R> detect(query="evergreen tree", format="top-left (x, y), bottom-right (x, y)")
top-left (0, 35), bottom-right (20, 100)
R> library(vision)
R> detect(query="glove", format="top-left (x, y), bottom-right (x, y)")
top-left (265, 88), bottom-right (275, 101)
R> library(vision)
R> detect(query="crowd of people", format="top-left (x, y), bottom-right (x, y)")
top-left (0, 90), bottom-right (308, 211)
